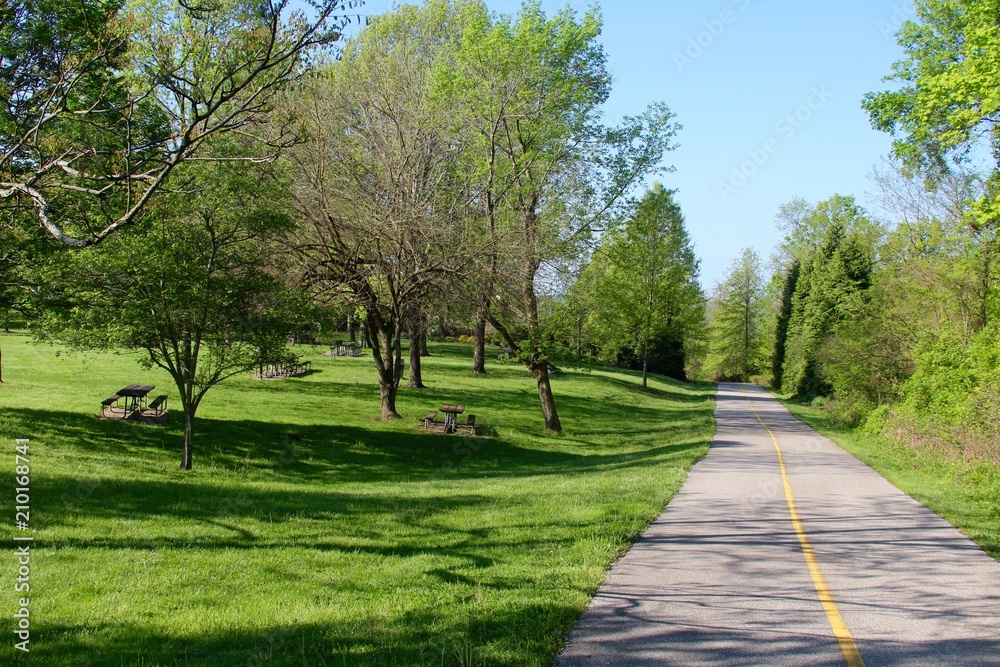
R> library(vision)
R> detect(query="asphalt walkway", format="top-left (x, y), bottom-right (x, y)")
top-left (558, 383), bottom-right (1000, 666)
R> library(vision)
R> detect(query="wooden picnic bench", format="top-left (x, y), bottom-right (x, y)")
top-left (147, 394), bottom-right (168, 415)
top-left (454, 414), bottom-right (477, 434)
top-left (255, 356), bottom-right (311, 379)
top-left (140, 394), bottom-right (170, 424)
top-left (100, 394), bottom-right (121, 417)
top-left (423, 410), bottom-right (447, 433)
top-left (327, 341), bottom-right (361, 357)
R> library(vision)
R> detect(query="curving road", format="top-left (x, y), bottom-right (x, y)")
top-left (558, 383), bottom-right (1000, 666)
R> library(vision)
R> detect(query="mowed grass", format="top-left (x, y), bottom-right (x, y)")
top-left (776, 397), bottom-right (1000, 561)
top-left (0, 333), bottom-right (715, 666)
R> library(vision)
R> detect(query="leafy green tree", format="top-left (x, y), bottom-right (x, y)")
top-left (795, 227), bottom-right (874, 396)
top-left (443, 1), bottom-right (678, 430)
top-left (583, 184), bottom-right (703, 388)
top-left (285, 1), bottom-right (472, 419)
top-left (0, 0), bottom-right (357, 247)
top-left (862, 0), bottom-right (1000, 177)
top-left (0, 219), bottom-right (51, 382)
top-left (818, 281), bottom-right (915, 417)
top-left (775, 195), bottom-right (878, 396)
top-left (864, 0), bottom-right (1000, 330)
top-left (0, 0), bottom-right (357, 389)
top-left (812, 164), bottom-right (991, 422)
top-left (710, 248), bottom-right (766, 381)
top-left (44, 160), bottom-right (298, 469)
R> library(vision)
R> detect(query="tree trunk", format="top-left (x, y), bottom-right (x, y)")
top-left (522, 248), bottom-right (561, 432)
top-left (532, 364), bottom-right (562, 432)
top-left (180, 405), bottom-right (194, 470)
top-left (407, 324), bottom-right (424, 388)
top-left (369, 314), bottom-right (402, 420)
top-left (379, 380), bottom-right (399, 419)
top-left (347, 313), bottom-right (356, 343)
top-left (394, 335), bottom-right (404, 383)
top-left (576, 318), bottom-right (582, 369)
top-left (419, 328), bottom-right (429, 356)
top-left (977, 239), bottom-right (992, 331)
top-left (373, 359), bottom-right (401, 419)
top-left (641, 343), bottom-right (649, 389)
top-left (472, 307), bottom-right (487, 374)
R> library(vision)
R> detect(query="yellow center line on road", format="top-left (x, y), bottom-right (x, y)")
top-left (740, 387), bottom-right (865, 667)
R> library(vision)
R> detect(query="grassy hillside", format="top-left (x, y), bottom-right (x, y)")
top-left (0, 333), bottom-right (715, 666)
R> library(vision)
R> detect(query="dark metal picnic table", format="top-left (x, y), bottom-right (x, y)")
top-left (331, 341), bottom-right (360, 357)
top-left (117, 384), bottom-right (154, 418)
top-left (439, 403), bottom-right (465, 433)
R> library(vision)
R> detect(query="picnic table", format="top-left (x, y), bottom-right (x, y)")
top-left (256, 355), bottom-right (311, 379)
top-left (439, 403), bottom-right (465, 433)
top-left (422, 403), bottom-right (479, 434)
top-left (328, 341), bottom-right (361, 357)
top-left (117, 384), bottom-right (155, 417)
top-left (100, 384), bottom-right (168, 423)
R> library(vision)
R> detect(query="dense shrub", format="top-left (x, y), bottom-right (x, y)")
top-left (868, 327), bottom-right (1000, 462)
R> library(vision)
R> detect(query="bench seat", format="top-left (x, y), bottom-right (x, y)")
top-left (423, 411), bottom-right (441, 429)
top-left (455, 414), bottom-right (478, 434)
top-left (147, 395), bottom-right (168, 412)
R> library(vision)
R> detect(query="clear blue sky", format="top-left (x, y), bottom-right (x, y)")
top-left (348, 0), bottom-right (916, 287)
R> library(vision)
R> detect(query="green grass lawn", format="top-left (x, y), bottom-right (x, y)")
top-left (775, 396), bottom-right (1000, 561)
top-left (0, 333), bottom-right (715, 666)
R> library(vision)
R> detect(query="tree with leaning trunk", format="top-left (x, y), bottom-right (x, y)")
top-left (443, 1), bottom-right (679, 430)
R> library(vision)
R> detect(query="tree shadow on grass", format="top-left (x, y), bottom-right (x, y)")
top-left (12, 608), bottom-right (1000, 667)
top-left (4, 599), bottom-right (584, 666)
top-left (240, 378), bottom-right (711, 440)
top-left (6, 406), bottom-right (709, 488)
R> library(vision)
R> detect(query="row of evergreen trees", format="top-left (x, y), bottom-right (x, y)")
top-left (754, 176), bottom-right (999, 459)
top-left (771, 196), bottom-right (877, 397)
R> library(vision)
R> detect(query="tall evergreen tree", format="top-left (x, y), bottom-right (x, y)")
top-left (777, 196), bottom-right (878, 396)
top-left (582, 184), bottom-right (703, 387)
top-left (771, 260), bottom-right (800, 389)
top-left (711, 248), bottom-right (766, 381)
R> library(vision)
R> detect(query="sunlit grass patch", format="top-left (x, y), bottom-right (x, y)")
top-left (0, 333), bottom-right (714, 666)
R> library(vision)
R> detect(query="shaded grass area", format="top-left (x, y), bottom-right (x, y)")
top-left (775, 395), bottom-right (1000, 561)
top-left (0, 333), bottom-right (715, 666)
